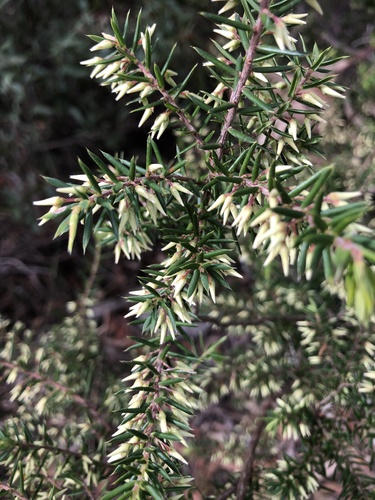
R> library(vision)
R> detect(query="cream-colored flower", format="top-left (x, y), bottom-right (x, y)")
top-left (281, 13), bottom-right (307, 25)
top-left (150, 112), bottom-right (170, 139)
top-left (232, 205), bottom-right (253, 236)
top-left (140, 24), bottom-right (156, 53)
top-left (90, 34), bottom-right (116, 52)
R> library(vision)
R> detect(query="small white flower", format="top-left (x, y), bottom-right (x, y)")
top-left (320, 84), bottom-right (345, 99)
top-left (281, 13), bottom-right (308, 25)
top-left (232, 205), bottom-right (253, 236)
top-left (172, 183), bottom-right (193, 196)
top-left (172, 271), bottom-right (189, 297)
top-left (80, 56), bottom-right (103, 67)
top-left (33, 196), bottom-right (62, 206)
top-left (250, 208), bottom-right (272, 228)
top-left (147, 163), bottom-right (163, 173)
top-left (301, 92), bottom-right (326, 108)
top-left (150, 112), bottom-right (170, 139)
top-left (288, 118), bottom-right (298, 140)
top-left (139, 106), bottom-right (155, 127)
top-left (284, 136), bottom-right (299, 153)
top-left (304, 117), bottom-right (312, 138)
top-left (112, 82), bottom-right (134, 100)
top-left (127, 82), bottom-right (148, 94)
top-left (90, 34), bottom-right (116, 52)
top-left (164, 70), bottom-right (178, 86)
top-left (208, 275), bottom-right (216, 303)
top-left (208, 194), bottom-right (226, 212)
top-left (135, 185), bottom-right (149, 199)
top-left (140, 23), bottom-right (156, 52)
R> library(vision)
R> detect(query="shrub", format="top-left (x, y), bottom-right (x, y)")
top-left (2, 0), bottom-right (375, 498)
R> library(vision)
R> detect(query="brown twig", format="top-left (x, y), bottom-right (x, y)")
top-left (16, 441), bottom-right (111, 470)
top-left (133, 59), bottom-right (205, 148)
top-left (217, 0), bottom-right (271, 159)
top-left (1, 360), bottom-right (111, 432)
top-left (0, 484), bottom-right (29, 500)
top-left (235, 400), bottom-right (273, 500)
top-left (198, 313), bottom-right (306, 328)
top-left (79, 243), bottom-right (102, 321)
top-left (216, 400), bottom-right (274, 500)
top-left (317, 382), bottom-right (354, 409)
top-left (217, 484), bottom-right (237, 500)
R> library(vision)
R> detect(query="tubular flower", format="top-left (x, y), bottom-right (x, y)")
top-left (232, 205), bottom-right (253, 236)
top-left (90, 33), bottom-right (116, 52)
top-left (250, 190), bottom-right (294, 276)
top-left (150, 112), bottom-right (170, 139)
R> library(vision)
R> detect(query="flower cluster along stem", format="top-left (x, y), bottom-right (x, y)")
top-left (16, 441), bottom-right (111, 469)
top-left (1, 360), bottom-right (111, 432)
top-left (124, 52), bottom-right (205, 148)
top-left (217, 0), bottom-right (271, 159)
top-left (28, 2), bottom-right (375, 497)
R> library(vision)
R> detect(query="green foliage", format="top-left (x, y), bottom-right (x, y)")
top-left (0, 306), bottom-right (127, 497)
top-left (3, 0), bottom-right (375, 498)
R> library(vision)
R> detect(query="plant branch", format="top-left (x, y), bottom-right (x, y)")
top-left (235, 400), bottom-right (273, 500)
top-left (198, 313), bottom-right (306, 327)
top-left (15, 440), bottom-right (111, 469)
top-left (1, 360), bottom-right (111, 432)
top-left (79, 243), bottom-right (102, 319)
top-left (317, 382), bottom-right (355, 409)
top-left (131, 58), bottom-right (204, 147)
top-left (217, 400), bottom-right (274, 500)
top-left (0, 484), bottom-right (29, 500)
top-left (217, 0), bottom-right (271, 159)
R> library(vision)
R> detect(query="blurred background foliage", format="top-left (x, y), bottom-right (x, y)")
top-left (0, 0), bottom-right (373, 370)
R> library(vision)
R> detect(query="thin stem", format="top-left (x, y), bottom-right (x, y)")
top-left (317, 382), bottom-right (354, 409)
top-left (217, 0), bottom-right (271, 159)
top-left (131, 57), bottom-right (204, 147)
top-left (198, 313), bottom-right (306, 327)
top-left (217, 484), bottom-right (237, 500)
top-left (1, 360), bottom-right (111, 432)
top-left (16, 441), bottom-right (110, 470)
top-left (217, 400), bottom-right (275, 500)
top-left (0, 484), bottom-right (29, 500)
top-left (235, 400), bottom-right (273, 500)
top-left (79, 243), bottom-right (102, 324)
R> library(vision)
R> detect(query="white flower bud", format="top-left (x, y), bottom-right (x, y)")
top-left (90, 35), bottom-right (116, 51)
top-left (139, 106), bottom-right (155, 127)
top-left (281, 13), bottom-right (307, 25)
top-left (33, 196), bottom-right (62, 206)
top-left (172, 183), bottom-right (193, 196)
top-left (320, 85), bottom-right (345, 99)
top-left (301, 92), bottom-right (325, 108)
top-left (208, 194), bottom-right (226, 212)
top-left (288, 118), bottom-right (297, 140)
top-left (80, 56), bottom-right (103, 66)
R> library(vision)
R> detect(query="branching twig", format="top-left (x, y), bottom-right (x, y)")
top-left (216, 400), bottom-right (274, 500)
top-left (317, 382), bottom-right (355, 409)
top-left (1, 360), bottom-right (111, 432)
top-left (78, 244), bottom-right (102, 325)
top-left (0, 484), bottom-right (29, 500)
top-left (217, 484), bottom-right (237, 500)
top-left (133, 59), bottom-right (204, 147)
top-left (198, 313), bottom-right (306, 328)
top-left (235, 400), bottom-right (274, 500)
top-left (15, 441), bottom-right (111, 469)
top-left (217, 0), bottom-right (271, 159)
